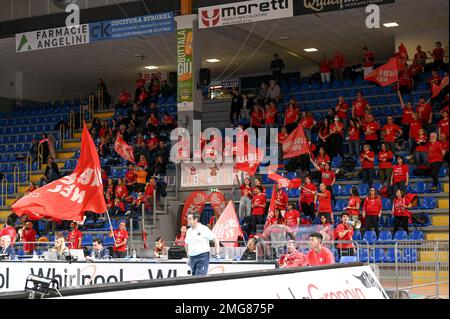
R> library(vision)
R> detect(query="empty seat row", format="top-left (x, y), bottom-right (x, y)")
top-left (354, 230), bottom-right (424, 244)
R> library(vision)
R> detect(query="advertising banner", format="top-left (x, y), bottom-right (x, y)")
top-left (177, 28), bottom-right (194, 110)
top-left (294, 0), bottom-right (396, 15)
top-left (199, 0), bottom-right (294, 29)
top-left (180, 163), bottom-right (236, 188)
top-left (89, 12), bottom-right (173, 42)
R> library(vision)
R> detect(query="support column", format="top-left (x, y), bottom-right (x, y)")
top-left (15, 71), bottom-right (24, 99)
top-left (175, 14), bottom-right (203, 133)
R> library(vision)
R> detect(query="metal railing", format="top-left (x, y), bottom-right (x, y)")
top-left (13, 165), bottom-right (20, 195)
top-left (0, 179), bottom-right (7, 207)
top-left (59, 123), bottom-right (66, 149)
top-left (37, 143), bottom-right (44, 172)
top-left (25, 155), bottom-right (32, 183)
top-left (98, 87), bottom-right (104, 110)
top-left (69, 111), bottom-right (76, 139)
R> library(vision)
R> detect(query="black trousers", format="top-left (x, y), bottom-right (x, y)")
top-left (251, 214), bottom-right (265, 235)
top-left (330, 134), bottom-right (344, 159)
top-left (299, 154), bottom-right (311, 172)
top-left (361, 168), bottom-right (375, 188)
top-left (429, 162), bottom-right (442, 187)
top-left (301, 202), bottom-right (315, 220)
top-left (286, 122), bottom-right (298, 134)
top-left (113, 251), bottom-right (127, 259)
top-left (393, 216), bottom-right (409, 234)
top-left (365, 215), bottom-right (379, 237)
top-left (230, 108), bottom-right (241, 124)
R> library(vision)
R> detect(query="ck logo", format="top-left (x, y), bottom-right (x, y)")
top-left (201, 9), bottom-right (220, 27)
top-left (91, 22), bottom-right (112, 39)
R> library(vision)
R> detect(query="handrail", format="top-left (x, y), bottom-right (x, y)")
top-left (152, 186), bottom-right (157, 228)
top-left (98, 87), bottom-right (104, 110)
top-left (59, 123), bottom-right (65, 149)
top-left (69, 112), bottom-right (76, 139)
top-left (13, 165), bottom-right (19, 195)
top-left (37, 143), bottom-right (43, 172)
top-left (25, 155), bottom-right (32, 183)
top-left (1, 179), bottom-right (5, 207)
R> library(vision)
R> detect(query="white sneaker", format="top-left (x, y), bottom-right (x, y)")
top-left (125, 210), bottom-right (131, 216)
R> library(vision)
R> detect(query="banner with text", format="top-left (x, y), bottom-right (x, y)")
top-left (181, 163), bottom-right (236, 188)
top-left (294, 0), bottom-right (395, 15)
top-left (177, 28), bottom-right (194, 110)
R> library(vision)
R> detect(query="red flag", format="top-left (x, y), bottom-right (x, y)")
top-left (142, 230), bottom-right (148, 249)
top-left (234, 143), bottom-right (263, 176)
top-left (181, 191), bottom-right (209, 226)
top-left (212, 201), bottom-right (243, 247)
top-left (268, 171), bottom-right (290, 188)
top-left (114, 135), bottom-right (135, 163)
top-left (432, 75), bottom-right (449, 98)
top-left (365, 58), bottom-right (399, 86)
top-left (209, 191), bottom-right (227, 220)
top-left (289, 178), bottom-right (302, 189)
top-left (282, 125), bottom-right (310, 159)
top-left (264, 185), bottom-right (277, 229)
top-left (12, 124), bottom-right (107, 221)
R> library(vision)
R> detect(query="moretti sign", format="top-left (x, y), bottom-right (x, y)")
top-left (295, 0), bottom-right (396, 15)
top-left (198, 0), bottom-right (294, 29)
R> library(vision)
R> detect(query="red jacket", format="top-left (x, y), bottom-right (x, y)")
top-left (363, 196), bottom-right (382, 216)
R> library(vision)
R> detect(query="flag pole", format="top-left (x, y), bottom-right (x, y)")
top-left (105, 210), bottom-right (117, 251)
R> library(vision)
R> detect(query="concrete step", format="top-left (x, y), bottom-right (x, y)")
top-left (56, 151), bottom-right (75, 160)
top-left (73, 131), bottom-right (82, 139)
top-left (0, 210), bottom-right (12, 219)
top-left (40, 162), bottom-right (65, 170)
top-left (444, 183), bottom-right (449, 193)
top-left (63, 141), bottom-right (81, 149)
top-left (432, 215), bottom-right (449, 227)
top-left (94, 111), bottom-right (115, 120)
top-left (438, 199), bottom-right (449, 209)
top-left (412, 271), bottom-right (448, 285)
top-left (426, 233), bottom-right (449, 241)
top-left (419, 251), bottom-right (449, 262)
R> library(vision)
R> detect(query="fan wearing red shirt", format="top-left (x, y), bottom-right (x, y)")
top-left (378, 143), bottom-right (394, 186)
top-left (314, 183), bottom-right (333, 224)
top-left (431, 41), bottom-right (445, 67)
top-left (408, 113), bottom-right (423, 153)
top-left (284, 103), bottom-right (299, 133)
top-left (284, 204), bottom-right (300, 228)
top-left (118, 89), bottom-right (131, 106)
top-left (382, 116), bottom-right (403, 152)
top-left (320, 54), bottom-right (333, 83)
top-left (174, 225), bottom-right (187, 247)
top-left (330, 116), bottom-right (345, 158)
top-left (300, 111), bottom-right (315, 140)
top-left (414, 129), bottom-right (429, 167)
top-left (417, 97), bottom-right (433, 129)
top-left (0, 218), bottom-right (17, 246)
top-left (109, 221), bottom-right (129, 258)
top-left (334, 213), bottom-right (355, 256)
top-left (438, 110), bottom-right (449, 138)
top-left (391, 156), bottom-right (409, 196)
top-left (279, 240), bottom-right (309, 268)
top-left (274, 186), bottom-right (288, 214)
top-left (335, 96), bottom-right (349, 121)
top-left (251, 186), bottom-right (266, 234)
top-left (348, 119), bottom-right (361, 157)
top-left (67, 222), bottom-right (83, 250)
top-left (237, 176), bottom-right (253, 219)
top-left (360, 144), bottom-right (375, 188)
top-left (277, 126), bottom-right (289, 143)
top-left (392, 190), bottom-right (412, 235)
top-left (307, 232), bottom-right (335, 266)
top-left (315, 147), bottom-right (330, 170)
top-left (115, 178), bottom-right (129, 201)
top-left (266, 209), bottom-right (285, 227)
top-left (363, 188), bottom-right (382, 236)
top-left (345, 187), bottom-right (361, 222)
top-left (363, 114), bottom-right (380, 153)
top-left (398, 67), bottom-right (413, 94)
top-left (21, 222), bottom-right (37, 255)
top-left (134, 73), bottom-right (146, 101)
top-left (125, 165), bottom-right (136, 193)
top-left (363, 47), bottom-right (375, 77)
top-left (251, 105), bottom-right (264, 129)
top-left (265, 102), bottom-right (278, 128)
top-left (428, 133), bottom-right (447, 190)
top-left (300, 176), bottom-right (317, 220)
top-left (352, 92), bottom-right (370, 119)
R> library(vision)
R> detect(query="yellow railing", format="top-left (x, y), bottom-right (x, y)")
top-left (59, 123), bottom-right (66, 149)
top-left (37, 143), bottom-right (44, 171)
top-left (13, 165), bottom-right (19, 195)
top-left (98, 87), bottom-right (104, 110)
top-left (69, 111), bottom-right (76, 139)
top-left (1, 179), bottom-right (7, 207)
top-left (26, 155), bottom-right (32, 182)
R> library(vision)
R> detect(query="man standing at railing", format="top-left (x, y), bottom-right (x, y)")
top-left (67, 221), bottom-right (82, 250)
top-left (21, 221), bottom-right (37, 256)
top-left (334, 213), bottom-right (355, 258)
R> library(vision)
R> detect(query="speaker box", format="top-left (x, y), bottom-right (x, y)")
top-left (169, 72), bottom-right (177, 87)
top-left (199, 68), bottom-right (211, 86)
top-left (168, 246), bottom-right (187, 259)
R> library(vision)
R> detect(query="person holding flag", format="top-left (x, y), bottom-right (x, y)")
top-left (251, 186), bottom-right (266, 235)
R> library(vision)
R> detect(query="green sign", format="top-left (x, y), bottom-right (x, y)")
top-left (177, 28), bottom-right (193, 109)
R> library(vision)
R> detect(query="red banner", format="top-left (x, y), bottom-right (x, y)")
top-left (264, 185), bottom-right (277, 229)
top-left (181, 191), bottom-right (209, 226)
top-left (432, 75), bottom-right (449, 98)
top-left (12, 124), bottom-right (107, 222)
top-left (209, 191), bottom-right (227, 220)
top-left (282, 125), bottom-right (310, 159)
top-left (212, 201), bottom-right (243, 247)
top-left (268, 172), bottom-right (303, 189)
top-left (114, 135), bottom-right (135, 163)
top-left (234, 143), bottom-right (263, 176)
top-left (364, 58), bottom-right (399, 86)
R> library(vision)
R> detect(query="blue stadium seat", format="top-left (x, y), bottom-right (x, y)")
top-left (358, 248), bottom-right (368, 262)
top-left (334, 199), bottom-right (347, 211)
top-left (332, 184), bottom-right (342, 196)
top-left (265, 188), bottom-right (273, 199)
top-left (403, 248), bottom-right (417, 263)
top-left (382, 198), bottom-right (392, 210)
top-left (412, 182), bottom-right (427, 194)
top-left (409, 230), bottom-right (424, 241)
top-left (394, 231), bottom-right (408, 241)
top-left (363, 231), bottom-right (377, 244)
top-left (372, 248), bottom-right (386, 263)
top-left (352, 231), bottom-right (362, 241)
top-left (358, 184), bottom-right (368, 196)
top-left (82, 234), bottom-right (93, 246)
top-left (288, 188), bottom-right (300, 198)
top-left (104, 236), bottom-right (115, 246)
top-left (341, 184), bottom-right (353, 196)
top-left (339, 256), bottom-right (358, 263)
top-left (377, 231), bottom-right (393, 243)
top-left (420, 197), bottom-right (436, 210)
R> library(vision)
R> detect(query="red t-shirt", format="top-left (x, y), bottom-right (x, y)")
top-left (267, 216), bottom-right (285, 226)
top-left (136, 79), bottom-right (145, 89)
top-left (115, 185), bottom-right (129, 199)
top-left (316, 154), bottom-right (330, 168)
top-left (334, 224), bottom-right (354, 249)
top-left (417, 103), bottom-right (432, 124)
top-left (251, 110), bottom-right (264, 127)
top-left (393, 198), bottom-right (410, 217)
top-left (318, 190), bottom-right (332, 213)
top-left (284, 210), bottom-right (300, 227)
top-left (364, 51), bottom-right (375, 67)
top-left (336, 103), bottom-right (349, 119)
top-left (360, 151), bottom-right (375, 169)
top-left (113, 229), bottom-right (129, 252)
top-left (348, 125), bottom-right (360, 141)
top-left (347, 196), bottom-right (361, 216)
top-left (285, 108), bottom-right (298, 125)
top-left (68, 229), bottom-right (83, 249)
top-left (125, 170), bottom-right (136, 184)
top-left (321, 169), bottom-right (335, 186)
top-left (300, 183), bottom-right (317, 205)
top-left (300, 116), bottom-right (314, 129)
top-left (363, 196), bottom-right (382, 216)
top-left (279, 250), bottom-right (309, 268)
top-left (378, 151), bottom-right (394, 169)
top-left (251, 193), bottom-right (266, 216)
top-left (330, 122), bottom-right (344, 137)
top-left (433, 47), bottom-right (445, 62)
top-left (353, 98), bottom-right (369, 117)
top-left (307, 247), bottom-right (335, 266)
top-left (415, 136), bottom-right (428, 152)
top-left (439, 118), bottom-right (449, 137)
top-left (382, 124), bottom-right (401, 143)
top-left (265, 106), bottom-right (277, 125)
top-left (106, 198), bottom-right (114, 209)
top-left (278, 132), bottom-right (289, 142)
top-left (402, 107), bottom-right (415, 125)
top-left (0, 226), bottom-right (16, 246)
top-left (409, 121), bottom-right (422, 139)
top-left (320, 59), bottom-right (332, 73)
top-left (22, 228), bottom-right (37, 252)
top-left (275, 190), bottom-right (288, 210)
top-left (428, 141), bottom-right (445, 164)
top-left (145, 183), bottom-right (155, 197)
top-left (392, 164), bottom-right (409, 184)
top-left (363, 121), bottom-right (380, 141)
top-left (240, 185), bottom-right (253, 198)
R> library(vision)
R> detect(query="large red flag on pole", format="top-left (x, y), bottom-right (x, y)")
top-left (234, 143), bottom-right (263, 176)
top-left (282, 125), bottom-right (310, 159)
top-left (212, 200), bottom-right (243, 247)
top-left (114, 135), bottom-right (135, 163)
top-left (12, 124), bottom-right (107, 221)
top-left (364, 57), bottom-right (399, 86)
top-left (432, 75), bottom-right (449, 98)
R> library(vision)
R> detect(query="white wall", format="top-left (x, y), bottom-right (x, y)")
top-left (0, 69), bottom-right (16, 99)
top-left (395, 28), bottom-right (449, 62)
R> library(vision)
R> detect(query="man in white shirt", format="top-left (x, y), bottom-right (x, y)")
top-left (185, 212), bottom-right (221, 276)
